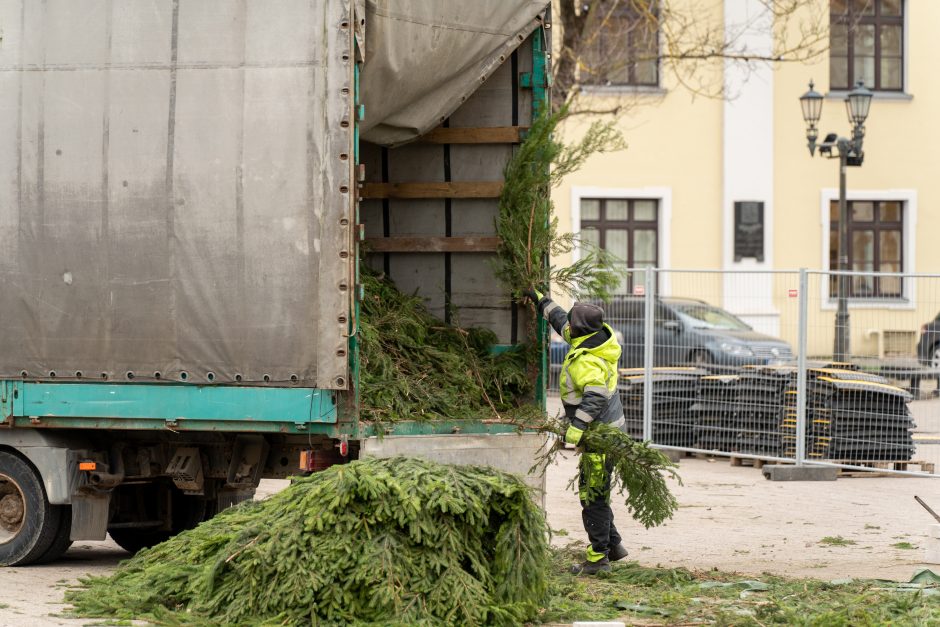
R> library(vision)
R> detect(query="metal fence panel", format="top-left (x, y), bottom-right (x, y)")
top-left (547, 267), bottom-right (940, 477)
top-left (640, 269), bottom-right (801, 462)
top-left (801, 271), bottom-right (940, 476)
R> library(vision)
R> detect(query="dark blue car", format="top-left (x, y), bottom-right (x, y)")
top-left (549, 297), bottom-right (793, 377)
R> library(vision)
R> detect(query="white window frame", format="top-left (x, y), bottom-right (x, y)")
top-left (570, 186), bottom-right (672, 295)
top-left (818, 187), bottom-right (917, 310)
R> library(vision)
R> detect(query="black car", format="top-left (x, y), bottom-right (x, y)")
top-left (917, 312), bottom-right (940, 368)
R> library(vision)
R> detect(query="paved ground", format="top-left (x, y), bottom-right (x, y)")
top-left (542, 395), bottom-right (940, 581)
top-left (0, 480), bottom-right (288, 626)
top-left (2, 446), bottom-right (939, 624)
top-left (546, 453), bottom-right (940, 582)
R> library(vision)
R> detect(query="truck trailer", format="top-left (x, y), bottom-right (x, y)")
top-left (0, 0), bottom-right (550, 564)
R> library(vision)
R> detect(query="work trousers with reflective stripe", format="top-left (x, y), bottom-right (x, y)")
top-left (579, 454), bottom-right (621, 560)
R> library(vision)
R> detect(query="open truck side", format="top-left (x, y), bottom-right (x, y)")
top-left (0, 1), bottom-right (550, 564)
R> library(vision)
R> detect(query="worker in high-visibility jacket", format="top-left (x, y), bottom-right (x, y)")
top-left (526, 288), bottom-right (629, 575)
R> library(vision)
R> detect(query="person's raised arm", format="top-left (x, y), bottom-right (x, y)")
top-left (525, 288), bottom-right (570, 341)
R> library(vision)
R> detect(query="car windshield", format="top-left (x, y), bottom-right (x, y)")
top-left (671, 303), bottom-right (751, 330)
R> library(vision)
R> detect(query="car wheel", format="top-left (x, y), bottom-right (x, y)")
top-left (689, 350), bottom-right (712, 365)
top-left (931, 343), bottom-right (940, 370)
top-left (0, 451), bottom-right (65, 566)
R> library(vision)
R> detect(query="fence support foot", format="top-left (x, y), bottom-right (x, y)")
top-left (660, 449), bottom-right (682, 463)
top-left (762, 465), bottom-right (838, 482)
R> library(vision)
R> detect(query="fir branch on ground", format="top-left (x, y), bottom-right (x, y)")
top-left (66, 457), bottom-right (551, 626)
top-left (540, 546), bottom-right (940, 626)
top-left (494, 105), bottom-right (626, 302)
top-left (359, 270), bottom-right (532, 422)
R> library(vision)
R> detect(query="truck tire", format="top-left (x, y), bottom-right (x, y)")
top-left (109, 493), bottom-right (206, 554)
top-left (34, 506), bottom-right (73, 564)
top-left (0, 451), bottom-right (65, 566)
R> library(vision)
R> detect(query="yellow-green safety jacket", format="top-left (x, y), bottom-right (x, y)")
top-left (541, 298), bottom-right (626, 436)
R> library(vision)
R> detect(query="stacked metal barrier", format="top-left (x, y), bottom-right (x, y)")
top-left (692, 374), bottom-right (739, 450)
top-left (619, 367), bottom-right (705, 447)
top-left (800, 369), bottom-right (915, 461)
top-left (619, 363), bottom-right (917, 463)
top-left (734, 366), bottom-right (792, 456)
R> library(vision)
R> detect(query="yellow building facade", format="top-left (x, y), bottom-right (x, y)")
top-left (554, 0), bottom-right (939, 358)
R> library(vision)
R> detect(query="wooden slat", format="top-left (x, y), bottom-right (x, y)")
top-left (420, 126), bottom-right (526, 144)
top-left (359, 181), bottom-right (503, 199)
top-left (364, 236), bottom-right (500, 253)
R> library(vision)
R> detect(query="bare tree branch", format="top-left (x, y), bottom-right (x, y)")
top-left (552, 0), bottom-right (829, 109)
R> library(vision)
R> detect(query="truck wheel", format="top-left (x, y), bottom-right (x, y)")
top-left (109, 493), bottom-right (206, 554)
top-left (109, 527), bottom-right (165, 554)
top-left (33, 506), bottom-right (73, 564)
top-left (0, 451), bottom-right (64, 566)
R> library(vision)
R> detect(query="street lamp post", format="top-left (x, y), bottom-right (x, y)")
top-left (799, 80), bottom-right (873, 363)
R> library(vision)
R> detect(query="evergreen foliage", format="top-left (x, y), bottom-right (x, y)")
top-left (66, 457), bottom-right (550, 626)
top-left (494, 106), bottom-right (627, 301)
top-left (359, 270), bottom-right (531, 422)
top-left (579, 422), bottom-right (680, 528)
top-left (536, 421), bottom-right (680, 528)
top-left (358, 108), bottom-right (627, 422)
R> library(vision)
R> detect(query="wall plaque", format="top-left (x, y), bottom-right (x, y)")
top-left (734, 201), bottom-right (764, 262)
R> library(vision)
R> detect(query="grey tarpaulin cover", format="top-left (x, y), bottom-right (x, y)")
top-left (0, 0), bottom-right (544, 389)
top-left (0, 0), bottom-right (354, 388)
top-left (360, 0), bottom-right (548, 147)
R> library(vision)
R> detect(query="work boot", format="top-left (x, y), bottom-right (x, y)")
top-left (608, 543), bottom-right (629, 562)
top-left (569, 557), bottom-right (611, 575)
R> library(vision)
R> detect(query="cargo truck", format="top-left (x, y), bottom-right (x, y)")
top-left (0, 0), bottom-right (550, 564)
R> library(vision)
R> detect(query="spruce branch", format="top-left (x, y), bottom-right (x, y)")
top-left (494, 105), bottom-right (627, 303)
top-left (528, 418), bottom-right (681, 529)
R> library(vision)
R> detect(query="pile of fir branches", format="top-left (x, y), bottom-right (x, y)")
top-left (359, 269), bottom-right (531, 422)
top-left (66, 457), bottom-right (550, 626)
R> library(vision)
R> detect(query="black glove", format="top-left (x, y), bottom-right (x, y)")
top-left (523, 288), bottom-right (543, 303)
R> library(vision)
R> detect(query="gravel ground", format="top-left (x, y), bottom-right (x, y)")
top-left (2, 438), bottom-right (939, 624)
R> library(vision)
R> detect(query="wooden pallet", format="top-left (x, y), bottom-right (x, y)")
top-left (726, 456), bottom-right (935, 476)
top-left (729, 456), bottom-right (766, 469)
top-left (830, 459), bottom-right (936, 477)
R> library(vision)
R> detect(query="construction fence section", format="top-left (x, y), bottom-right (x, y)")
top-left (548, 268), bottom-right (940, 477)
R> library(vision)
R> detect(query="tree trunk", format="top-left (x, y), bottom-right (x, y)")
top-left (554, 1), bottom-right (589, 111)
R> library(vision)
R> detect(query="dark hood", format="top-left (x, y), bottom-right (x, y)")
top-left (569, 302), bottom-right (604, 338)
